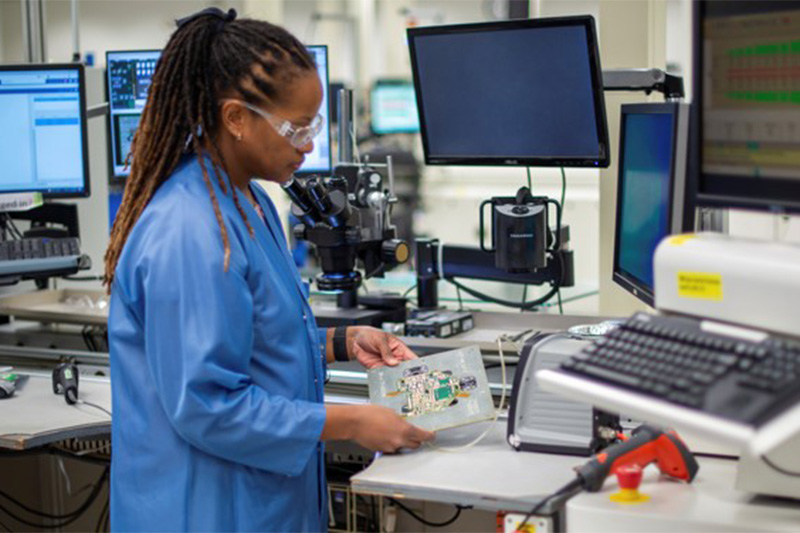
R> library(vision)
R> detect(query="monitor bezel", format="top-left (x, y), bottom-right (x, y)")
top-left (295, 44), bottom-right (333, 177)
top-left (105, 49), bottom-right (161, 181)
top-left (370, 79), bottom-right (419, 136)
top-left (0, 62), bottom-right (91, 199)
top-left (613, 103), bottom-right (689, 307)
top-left (691, 0), bottom-right (800, 214)
top-left (407, 15), bottom-right (610, 168)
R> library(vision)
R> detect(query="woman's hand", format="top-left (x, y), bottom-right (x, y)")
top-left (322, 405), bottom-right (435, 452)
top-left (348, 326), bottom-right (417, 369)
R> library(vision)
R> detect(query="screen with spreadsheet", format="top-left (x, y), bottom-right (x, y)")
top-left (694, 1), bottom-right (800, 212)
top-left (0, 64), bottom-right (89, 197)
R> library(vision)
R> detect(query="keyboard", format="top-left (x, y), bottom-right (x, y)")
top-left (0, 237), bottom-right (81, 261)
top-left (559, 313), bottom-right (800, 427)
top-left (0, 237), bottom-right (85, 279)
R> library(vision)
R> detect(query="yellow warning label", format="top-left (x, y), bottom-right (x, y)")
top-left (677, 272), bottom-right (723, 301)
top-left (667, 234), bottom-right (697, 246)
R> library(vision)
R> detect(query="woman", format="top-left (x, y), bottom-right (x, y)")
top-left (104, 8), bottom-right (433, 532)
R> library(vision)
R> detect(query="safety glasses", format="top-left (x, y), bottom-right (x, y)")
top-left (220, 99), bottom-right (322, 148)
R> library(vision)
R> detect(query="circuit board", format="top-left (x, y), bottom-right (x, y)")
top-left (367, 345), bottom-right (495, 432)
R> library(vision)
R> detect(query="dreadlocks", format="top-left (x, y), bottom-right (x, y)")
top-left (103, 9), bottom-right (315, 291)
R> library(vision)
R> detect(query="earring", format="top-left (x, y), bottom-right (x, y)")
top-left (236, 133), bottom-right (242, 141)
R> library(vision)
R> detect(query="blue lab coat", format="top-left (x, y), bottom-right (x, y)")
top-left (108, 155), bottom-right (329, 532)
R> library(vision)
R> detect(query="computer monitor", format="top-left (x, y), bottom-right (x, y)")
top-left (106, 46), bottom-right (332, 178)
top-left (407, 16), bottom-right (609, 168)
top-left (0, 63), bottom-right (90, 198)
top-left (297, 45), bottom-right (332, 176)
top-left (106, 49), bottom-right (161, 179)
top-left (370, 80), bottom-right (419, 135)
top-left (692, 1), bottom-right (800, 213)
top-left (613, 103), bottom-right (691, 306)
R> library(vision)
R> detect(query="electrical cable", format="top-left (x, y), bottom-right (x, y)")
top-left (95, 498), bottom-right (109, 533)
top-left (526, 166), bottom-right (533, 190)
top-left (447, 273), bottom-right (560, 311)
top-left (456, 285), bottom-right (464, 310)
top-left (388, 498), bottom-right (464, 528)
top-left (0, 467), bottom-right (108, 528)
top-left (517, 478), bottom-right (583, 531)
top-left (355, 495), bottom-right (379, 532)
top-left (77, 400), bottom-right (112, 418)
top-left (761, 454), bottom-right (800, 477)
top-left (520, 285), bottom-right (528, 313)
top-left (402, 284), bottom-right (417, 298)
top-left (557, 166), bottom-right (567, 315)
top-left (3, 214), bottom-right (23, 240)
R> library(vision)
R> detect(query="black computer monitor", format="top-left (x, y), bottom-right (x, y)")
top-left (613, 103), bottom-right (691, 306)
top-left (0, 63), bottom-right (90, 198)
top-left (692, 1), bottom-right (800, 213)
top-left (407, 16), bottom-right (609, 168)
top-left (296, 45), bottom-right (332, 176)
top-left (106, 49), bottom-right (161, 179)
top-left (370, 80), bottom-right (419, 135)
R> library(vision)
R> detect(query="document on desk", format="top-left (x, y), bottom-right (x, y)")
top-left (367, 345), bottom-right (495, 432)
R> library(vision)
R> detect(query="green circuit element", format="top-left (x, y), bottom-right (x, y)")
top-left (389, 365), bottom-right (479, 418)
top-left (726, 91), bottom-right (800, 105)
top-left (727, 40), bottom-right (800, 57)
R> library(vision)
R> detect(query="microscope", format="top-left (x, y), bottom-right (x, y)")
top-left (283, 89), bottom-right (409, 327)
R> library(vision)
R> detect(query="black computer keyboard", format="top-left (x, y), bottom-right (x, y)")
top-left (560, 312), bottom-right (800, 426)
top-left (0, 237), bottom-right (81, 261)
top-left (0, 237), bottom-right (85, 279)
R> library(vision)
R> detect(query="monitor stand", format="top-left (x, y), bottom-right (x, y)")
top-left (9, 203), bottom-right (79, 239)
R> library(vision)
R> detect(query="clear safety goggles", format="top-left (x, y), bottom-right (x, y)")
top-left (221, 99), bottom-right (322, 148)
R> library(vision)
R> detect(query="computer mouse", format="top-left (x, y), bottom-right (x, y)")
top-left (0, 379), bottom-right (15, 399)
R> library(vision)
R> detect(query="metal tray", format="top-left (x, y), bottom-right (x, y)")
top-left (0, 289), bottom-right (109, 326)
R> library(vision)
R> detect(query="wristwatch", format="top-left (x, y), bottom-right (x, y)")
top-left (333, 326), bottom-right (349, 362)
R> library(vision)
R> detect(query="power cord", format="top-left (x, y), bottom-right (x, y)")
top-left (77, 400), bottom-right (112, 418)
top-left (402, 284), bottom-right (417, 298)
top-left (761, 454), bottom-right (800, 477)
top-left (0, 467), bottom-right (108, 529)
top-left (517, 477), bottom-right (583, 531)
top-left (388, 498), bottom-right (466, 528)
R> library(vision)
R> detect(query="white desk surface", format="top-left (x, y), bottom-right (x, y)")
top-left (567, 456), bottom-right (800, 532)
top-left (350, 420), bottom-right (584, 513)
top-left (0, 373), bottom-right (111, 450)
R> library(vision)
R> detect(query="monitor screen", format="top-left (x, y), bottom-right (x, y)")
top-left (370, 80), bottom-right (419, 135)
top-left (296, 45), bottom-right (332, 176)
top-left (693, 1), bottom-right (800, 212)
top-left (107, 47), bottom-right (331, 178)
top-left (407, 16), bottom-right (609, 168)
top-left (106, 50), bottom-right (160, 179)
top-left (614, 104), bottom-right (690, 306)
top-left (0, 64), bottom-right (89, 197)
